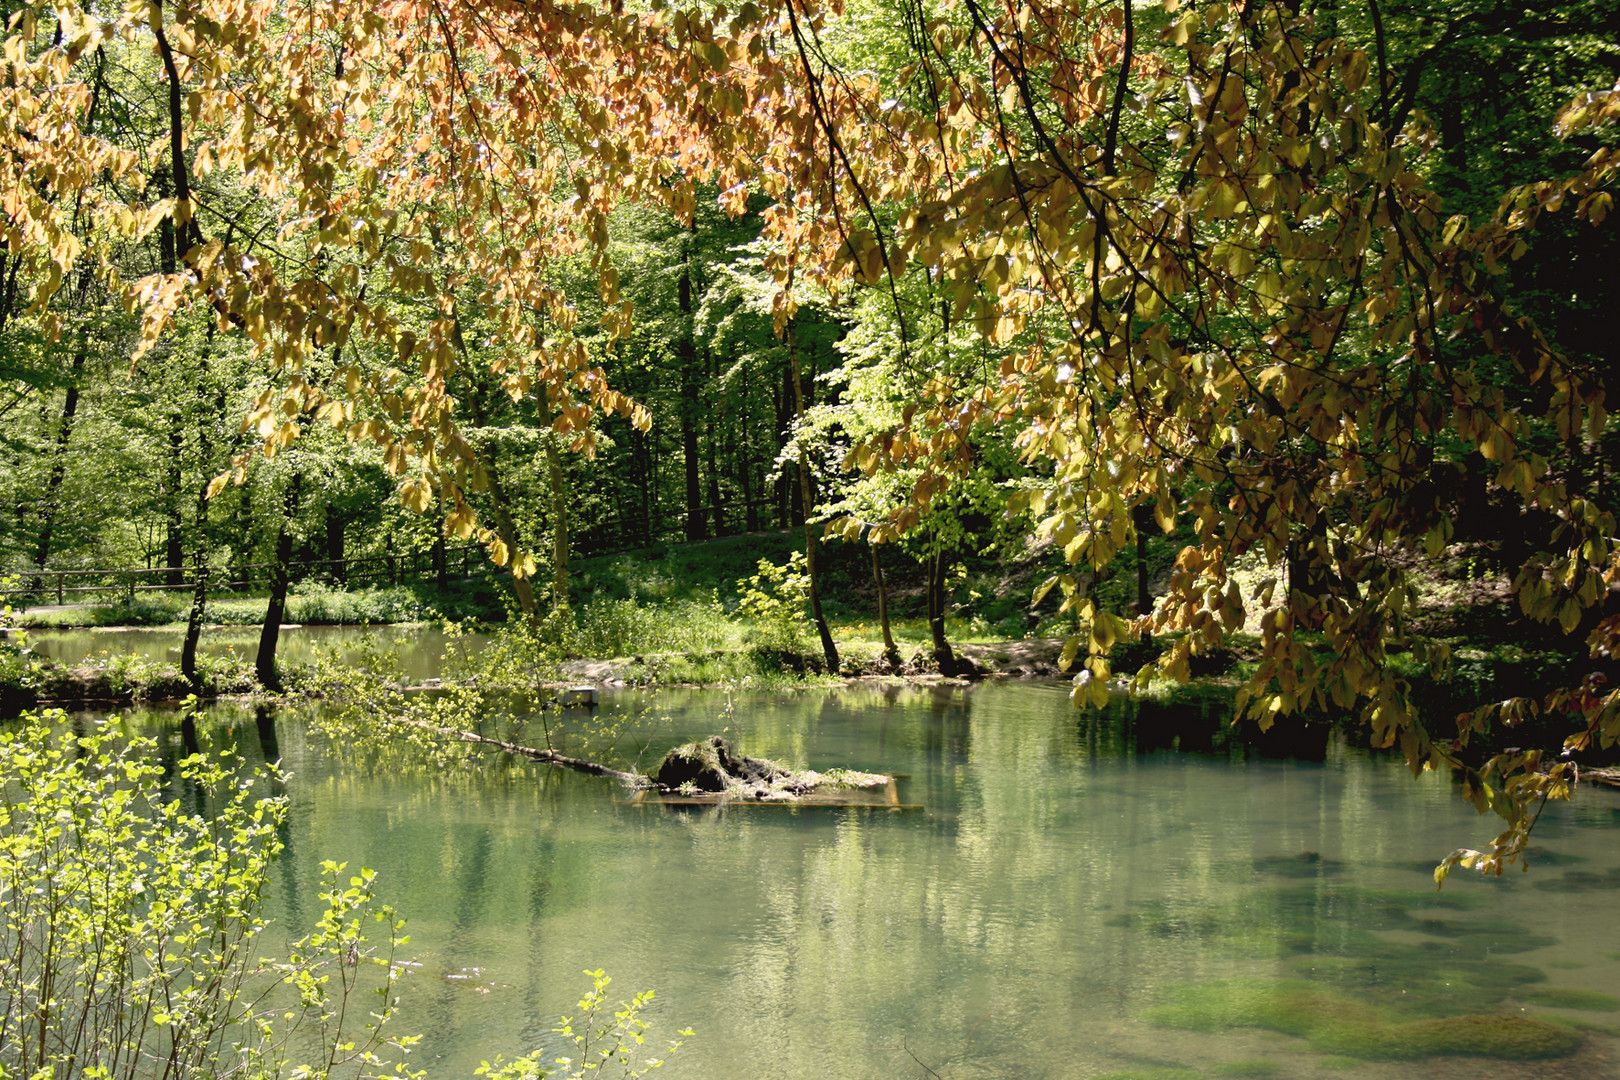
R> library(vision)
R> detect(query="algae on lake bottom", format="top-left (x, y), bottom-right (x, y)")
top-left (1520, 987), bottom-right (1620, 1011)
top-left (1147, 979), bottom-right (1581, 1061)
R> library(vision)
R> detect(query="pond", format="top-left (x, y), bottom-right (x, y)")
top-left (123, 676), bottom-right (1620, 1080)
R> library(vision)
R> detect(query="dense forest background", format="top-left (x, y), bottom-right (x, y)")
top-left (4, 0), bottom-right (1615, 613)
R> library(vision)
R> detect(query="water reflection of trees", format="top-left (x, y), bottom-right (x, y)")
top-left (83, 688), bottom-right (1613, 1079)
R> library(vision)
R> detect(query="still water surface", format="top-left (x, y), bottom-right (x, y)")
top-left (155, 676), bottom-right (1620, 1080)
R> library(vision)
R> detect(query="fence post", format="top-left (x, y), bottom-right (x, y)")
top-left (128, 575), bottom-right (135, 604)
top-left (56, 574), bottom-right (63, 605)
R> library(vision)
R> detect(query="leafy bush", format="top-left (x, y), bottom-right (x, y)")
top-left (0, 709), bottom-right (685, 1079)
top-left (736, 553), bottom-right (812, 654)
top-left (286, 581), bottom-right (432, 624)
top-left (572, 592), bottom-right (736, 657)
top-left (0, 579), bottom-right (37, 705)
top-left (0, 711), bottom-right (413, 1080)
top-left (477, 970), bottom-right (690, 1080)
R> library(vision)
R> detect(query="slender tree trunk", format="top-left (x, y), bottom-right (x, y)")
top-left (740, 361), bottom-right (760, 532)
top-left (739, 443), bottom-right (757, 533)
top-left (433, 526), bottom-right (448, 588)
top-left (706, 346), bottom-right (726, 537)
top-left (325, 508), bottom-right (345, 585)
top-left (155, 170), bottom-right (187, 589)
top-left (775, 365), bottom-right (793, 528)
top-left (927, 545), bottom-right (956, 672)
top-left (31, 340), bottom-right (88, 584)
top-left (181, 382), bottom-right (215, 690)
top-left (164, 420), bottom-right (186, 587)
top-left (636, 427), bottom-right (653, 544)
top-left (677, 247), bottom-right (706, 542)
top-left (788, 320), bottom-right (838, 674)
top-left (707, 414), bottom-right (725, 537)
top-left (486, 467), bottom-right (537, 619)
top-left (873, 544), bottom-right (900, 668)
top-left (462, 380), bottom-right (538, 620)
top-left (231, 468), bottom-right (252, 584)
top-left (681, 408), bottom-right (704, 540)
top-left (546, 438), bottom-right (569, 612)
top-left (256, 471), bottom-right (303, 690)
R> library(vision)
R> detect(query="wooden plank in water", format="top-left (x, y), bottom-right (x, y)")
top-left (623, 776), bottom-right (921, 810)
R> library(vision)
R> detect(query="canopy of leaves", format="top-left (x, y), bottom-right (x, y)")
top-left (4, 0), bottom-right (1618, 872)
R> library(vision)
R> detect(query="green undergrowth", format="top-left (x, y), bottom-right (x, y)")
top-left (2, 647), bottom-right (257, 712)
top-left (608, 648), bottom-right (844, 689)
top-left (1147, 979), bottom-right (1581, 1060)
top-left (571, 530), bottom-right (1065, 644)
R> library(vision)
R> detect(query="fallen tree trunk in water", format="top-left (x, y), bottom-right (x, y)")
top-left (403, 716), bottom-right (647, 786)
top-left (399, 721), bottom-right (902, 805)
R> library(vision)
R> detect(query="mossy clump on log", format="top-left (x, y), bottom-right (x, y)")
top-left (651, 735), bottom-right (887, 801)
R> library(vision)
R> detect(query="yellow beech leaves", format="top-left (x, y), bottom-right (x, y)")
top-left (5, 0), bottom-right (1619, 868)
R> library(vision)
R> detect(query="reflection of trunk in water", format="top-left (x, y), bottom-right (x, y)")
top-left (254, 703), bottom-right (281, 765)
top-left (254, 704), bottom-right (301, 927)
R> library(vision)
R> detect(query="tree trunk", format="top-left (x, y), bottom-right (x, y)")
top-left (788, 320), bottom-right (838, 674)
top-left (681, 404), bottom-right (704, 540)
top-left (256, 471), bottom-right (303, 690)
top-left (707, 416), bottom-right (726, 537)
top-left (325, 508), bottom-right (345, 585)
top-left (635, 427), bottom-right (653, 545)
top-left (488, 467), bottom-right (538, 617)
top-left (547, 438), bottom-right (569, 612)
top-left (926, 545), bottom-right (957, 672)
top-left (707, 346), bottom-right (727, 537)
top-left (873, 544), bottom-right (901, 669)
top-left (179, 471), bottom-right (208, 690)
top-left (463, 382), bottom-right (538, 620)
top-left (164, 418), bottom-right (185, 587)
top-left (677, 252), bottom-right (706, 543)
top-left (740, 360), bottom-right (760, 532)
top-left (30, 340), bottom-right (88, 585)
top-left (181, 337), bottom-right (220, 690)
top-left (775, 363), bottom-right (793, 528)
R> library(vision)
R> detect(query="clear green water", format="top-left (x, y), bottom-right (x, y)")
top-left (153, 680), bottom-right (1620, 1080)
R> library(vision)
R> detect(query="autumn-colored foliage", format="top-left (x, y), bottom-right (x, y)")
top-left (4, 0), bottom-right (1618, 870)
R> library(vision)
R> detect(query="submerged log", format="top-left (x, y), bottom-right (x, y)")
top-left (403, 721), bottom-right (906, 806)
top-left (404, 717), bottom-right (646, 785)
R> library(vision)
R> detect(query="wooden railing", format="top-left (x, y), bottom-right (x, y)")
top-left (0, 544), bottom-right (488, 605)
top-left (3, 496), bottom-right (799, 605)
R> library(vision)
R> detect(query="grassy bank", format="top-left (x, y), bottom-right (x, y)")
top-left (7, 578), bottom-right (510, 629)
